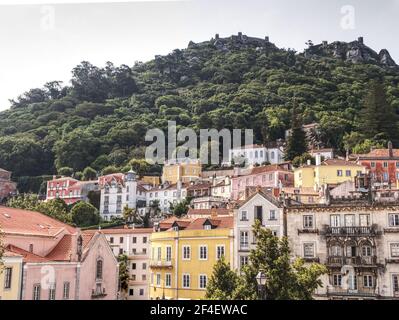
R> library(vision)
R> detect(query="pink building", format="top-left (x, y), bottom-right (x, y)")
top-left (46, 176), bottom-right (99, 205)
top-left (231, 164), bottom-right (294, 200)
top-left (0, 206), bottom-right (119, 300)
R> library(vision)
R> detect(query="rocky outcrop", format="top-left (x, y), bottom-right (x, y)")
top-left (304, 37), bottom-right (397, 67)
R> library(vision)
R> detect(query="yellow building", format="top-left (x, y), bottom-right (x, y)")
top-left (140, 175), bottom-right (161, 186)
top-left (0, 250), bottom-right (23, 300)
top-left (294, 159), bottom-right (366, 189)
top-left (162, 159), bottom-right (202, 184)
top-left (149, 215), bottom-right (234, 300)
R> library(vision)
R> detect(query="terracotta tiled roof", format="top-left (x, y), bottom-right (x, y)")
top-left (6, 244), bottom-right (49, 263)
top-left (249, 164), bottom-right (292, 175)
top-left (98, 173), bottom-right (125, 187)
top-left (45, 232), bottom-right (95, 261)
top-left (354, 149), bottom-right (399, 159)
top-left (183, 216), bottom-right (233, 230)
top-left (322, 159), bottom-right (363, 167)
top-left (281, 187), bottom-right (319, 195)
top-left (187, 208), bottom-right (231, 216)
top-left (86, 227), bottom-right (153, 235)
top-left (0, 206), bottom-right (76, 237)
top-left (186, 182), bottom-right (212, 190)
top-left (3, 249), bottom-right (23, 258)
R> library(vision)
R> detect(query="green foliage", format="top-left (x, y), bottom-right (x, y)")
top-left (58, 167), bottom-right (74, 176)
top-left (82, 166), bottom-right (97, 180)
top-left (1, 39), bottom-right (399, 177)
top-left (70, 201), bottom-right (100, 227)
top-left (117, 254), bottom-right (129, 293)
top-left (205, 256), bottom-right (240, 300)
top-left (292, 153), bottom-right (314, 167)
top-left (7, 194), bottom-right (72, 223)
top-left (101, 165), bottom-right (119, 175)
top-left (170, 197), bottom-right (192, 217)
top-left (205, 220), bottom-right (327, 300)
top-left (284, 101), bottom-right (307, 161)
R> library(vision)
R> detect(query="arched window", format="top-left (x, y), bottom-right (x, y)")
top-left (271, 151), bottom-right (275, 159)
top-left (330, 244), bottom-right (342, 256)
top-left (96, 259), bottom-right (103, 280)
top-left (361, 241), bottom-right (372, 256)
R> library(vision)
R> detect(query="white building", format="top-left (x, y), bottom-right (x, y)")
top-left (233, 188), bottom-right (284, 271)
top-left (145, 182), bottom-right (187, 214)
top-left (99, 228), bottom-right (153, 300)
top-left (227, 144), bottom-right (284, 166)
top-left (99, 170), bottom-right (147, 221)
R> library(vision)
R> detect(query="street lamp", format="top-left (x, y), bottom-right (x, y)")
top-left (256, 271), bottom-right (268, 300)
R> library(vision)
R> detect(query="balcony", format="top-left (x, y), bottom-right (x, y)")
top-left (91, 288), bottom-right (107, 299)
top-left (149, 259), bottom-right (173, 268)
top-left (239, 242), bottom-right (250, 251)
top-left (324, 226), bottom-right (378, 237)
top-left (327, 286), bottom-right (378, 298)
top-left (326, 256), bottom-right (377, 267)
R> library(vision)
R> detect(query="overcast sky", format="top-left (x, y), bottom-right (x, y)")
top-left (0, 0), bottom-right (398, 110)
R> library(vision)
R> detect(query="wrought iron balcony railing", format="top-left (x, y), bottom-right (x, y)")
top-left (326, 256), bottom-right (377, 266)
top-left (324, 226), bottom-right (377, 237)
top-left (327, 286), bottom-right (378, 297)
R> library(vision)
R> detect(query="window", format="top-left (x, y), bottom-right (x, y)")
top-left (337, 170), bottom-right (343, 177)
top-left (143, 248), bottom-right (147, 254)
top-left (344, 214), bottom-right (355, 227)
top-left (303, 215), bottom-right (313, 229)
top-left (330, 245), bottom-right (342, 256)
top-left (143, 237), bottom-right (147, 244)
top-left (33, 284), bottom-right (41, 300)
top-left (183, 246), bottom-right (191, 260)
top-left (240, 210), bottom-right (248, 221)
top-left (142, 275), bottom-right (146, 281)
top-left (140, 289), bottom-right (144, 296)
top-left (157, 247), bottom-right (162, 260)
top-left (345, 170), bottom-right (351, 177)
top-left (303, 243), bottom-right (315, 258)
top-left (109, 237), bottom-right (114, 244)
top-left (199, 245), bottom-right (208, 260)
top-left (132, 263), bottom-right (136, 270)
top-left (360, 214), bottom-right (370, 227)
top-left (4, 267), bottom-right (12, 289)
top-left (240, 256), bottom-right (248, 268)
top-left (269, 210), bottom-right (277, 220)
top-left (255, 206), bottom-right (263, 224)
top-left (156, 273), bottom-right (161, 286)
top-left (49, 284), bottom-right (56, 300)
top-left (129, 289), bottom-right (134, 296)
top-left (240, 231), bottom-right (249, 249)
top-left (383, 162), bottom-right (388, 168)
top-left (362, 245), bottom-right (372, 256)
top-left (165, 274), bottom-right (171, 288)
top-left (393, 275), bottom-right (399, 294)
top-left (199, 275), bottom-right (207, 289)
top-left (333, 274), bottom-right (342, 286)
top-left (204, 224), bottom-right (212, 230)
top-left (389, 214), bottom-right (399, 227)
top-left (133, 237), bottom-right (137, 244)
top-left (371, 162), bottom-right (376, 168)
top-left (216, 245), bottom-right (225, 259)
top-left (142, 263), bottom-right (147, 270)
top-left (391, 243), bottom-right (399, 257)
top-left (96, 259), bottom-right (103, 280)
top-left (119, 248), bottom-right (123, 255)
top-left (182, 274), bottom-right (190, 288)
top-left (330, 215), bottom-right (340, 227)
top-left (383, 172), bottom-right (389, 181)
top-left (132, 275), bottom-right (136, 281)
top-left (363, 275), bottom-right (373, 288)
top-left (63, 282), bottom-right (70, 300)
top-left (166, 246), bottom-right (172, 261)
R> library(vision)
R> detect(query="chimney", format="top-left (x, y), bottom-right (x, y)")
top-left (358, 37), bottom-right (364, 44)
top-left (315, 154), bottom-right (322, 166)
top-left (388, 141), bottom-right (393, 158)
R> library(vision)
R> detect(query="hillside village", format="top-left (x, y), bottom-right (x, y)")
top-left (2, 137), bottom-right (399, 300)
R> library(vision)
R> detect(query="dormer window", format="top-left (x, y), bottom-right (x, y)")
top-left (204, 224), bottom-right (212, 230)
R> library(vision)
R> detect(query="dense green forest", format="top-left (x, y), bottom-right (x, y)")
top-left (1, 34), bottom-right (399, 181)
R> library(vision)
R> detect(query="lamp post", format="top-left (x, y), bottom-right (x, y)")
top-left (256, 271), bottom-right (268, 300)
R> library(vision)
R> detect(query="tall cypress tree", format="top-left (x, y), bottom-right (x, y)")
top-left (284, 100), bottom-right (307, 161)
top-left (358, 80), bottom-right (398, 145)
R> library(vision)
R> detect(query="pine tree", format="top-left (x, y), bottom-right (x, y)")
top-left (357, 80), bottom-right (399, 145)
top-left (284, 100), bottom-right (307, 161)
top-left (205, 256), bottom-right (240, 300)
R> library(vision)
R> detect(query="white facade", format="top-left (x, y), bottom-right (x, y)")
top-left (233, 192), bottom-right (284, 270)
top-left (146, 182), bottom-right (187, 214)
top-left (286, 203), bottom-right (399, 299)
top-left (227, 145), bottom-right (284, 166)
top-left (102, 229), bottom-right (152, 300)
top-left (99, 171), bottom-right (147, 221)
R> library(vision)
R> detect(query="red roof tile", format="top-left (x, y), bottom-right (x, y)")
top-left (6, 244), bottom-right (49, 263)
top-left (0, 206), bottom-right (76, 237)
top-left (45, 232), bottom-right (95, 261)
top-left (187, 208), bottom-right (231, 216)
